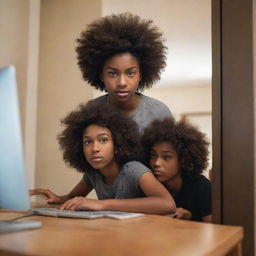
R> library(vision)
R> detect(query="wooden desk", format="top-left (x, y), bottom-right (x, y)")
top-left (0, 210), bottom-right (243, 256)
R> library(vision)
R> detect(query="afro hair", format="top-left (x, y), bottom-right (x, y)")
top-left (58, 100), bottom-right (142, 173)
top-left (141, 118), bottom-right (209, 179)
top-left (76, 12), bottom-right (167, 91)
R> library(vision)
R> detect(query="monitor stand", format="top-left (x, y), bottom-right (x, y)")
top-left (0, 219), bottom-right (42, 233)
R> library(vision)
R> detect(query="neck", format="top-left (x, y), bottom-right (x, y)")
top-left (164, 174), bottom-right (183, 196)
top-left (109, 93), bottom-right (140, 115)
top-left (100, 160), bottom-right (120, 185)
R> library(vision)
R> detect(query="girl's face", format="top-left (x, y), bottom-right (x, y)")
top-left (83, 124), bottom-right (116, 171)
top-left (101, 52), bottom-right (141, 104)
top-left (149, 142), bottom-right (181, 184)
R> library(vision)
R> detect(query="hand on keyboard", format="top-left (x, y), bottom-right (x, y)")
top-left (29, 189), bottom-right (69, 204)
top-left (60, 197), bottom-right (104, 211)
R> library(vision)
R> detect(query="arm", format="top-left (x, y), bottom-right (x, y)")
top-left (68, 177), bottom-right (92, 198)
top-left (60, 172), bottom-right (176, 215)
top-left (30, 177), bottom-right (92, 204)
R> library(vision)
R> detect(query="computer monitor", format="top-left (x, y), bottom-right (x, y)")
top-left (0, 65), bottom-right (30, 210)
top-left (0, 65), bottom-right (42, 233)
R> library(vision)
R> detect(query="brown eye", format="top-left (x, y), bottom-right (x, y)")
top-left (164, 155), bottom-right (172, 160)
top-left (83, 139), bottom-right (92, 145)
top-left (99, 138), bottom-right (108, 143)
top-left (127, 71), bottom-right (135, 77)
top-left (150, 152), bottom-right (157, 160)
top-left (108, 71), bottom-right (117, 77)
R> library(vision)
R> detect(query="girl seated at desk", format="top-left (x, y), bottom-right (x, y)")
top-left (141, 117), bottom-right (212, 222)
top-left (30, 101), bottom-right (175, 215)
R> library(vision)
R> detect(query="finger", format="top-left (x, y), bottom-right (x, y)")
top-left (69, 203), bottom-right (79, 211)
top-left (176, 214), bottom-right (183, 219)
top-left (60, 198), bottom-right (77, 210)
top-left (171, 213), bottom-right (178, 218)
top-left (29, 189), bottom-right (44, 195)
top-left (64, 200), bottom-right (76, 210)
top-left (69, 198), bottom-right (84, 211)
top-left (68, 198), bottom-right (85, 211)
top-left (46, 198), bottom-right (58, 204)
top-left (29, 189), bottom-right (52, 198)
top-left (59, 201), bottom-right (70, 210)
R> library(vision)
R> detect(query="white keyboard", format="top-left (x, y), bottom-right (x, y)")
top-left (32, 208), bottom-right (144, 220)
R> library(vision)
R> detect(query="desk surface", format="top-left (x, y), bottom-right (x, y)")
top-left (0, 209), bottom-right (243, 256)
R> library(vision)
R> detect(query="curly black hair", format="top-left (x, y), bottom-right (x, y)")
top-left (76, 12), bottom-right (167, 91)
top-left (141, 118), bottom-right (209, 179)
top-left (57, 100), bottom-right (142, 173)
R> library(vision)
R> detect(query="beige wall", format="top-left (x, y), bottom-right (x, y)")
top-left (0, 0), bottom-right (39, 187)
top-left (0, 0), bottom-right (29, 135)
top-left (35, 0), bottom-right (101, 195)
top-left (1, 0), bottom-right (211, 198)
top-left (144, 85), bottom-right (211, 119)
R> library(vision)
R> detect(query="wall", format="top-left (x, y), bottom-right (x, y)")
top-left (144, 85), bottom-right (211, 119)
top-left (1, 0), bottom-right (212, 199)
top-left (35, 0), bottom-right (101, 195)
top-left (0, 0), bottom-right (39, 188)
top-left (0, 0), bottom-right (29, 130)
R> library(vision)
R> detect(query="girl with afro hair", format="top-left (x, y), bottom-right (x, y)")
top-left (30, 101), bottom-right (175, 215)
top-left (76, 12), bottom-right (173, 134)
top-left (141, 117), bottom-right (212, 222)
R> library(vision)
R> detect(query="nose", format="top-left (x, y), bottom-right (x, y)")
top-left (153, 157), bottom-right (161, 168)
top-left (92, 142), bottom-right (100, 153)
top-left (117, 74), bottom-right (127, 88)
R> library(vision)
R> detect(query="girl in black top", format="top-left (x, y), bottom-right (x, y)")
top-left (141, 117), bottom-right (212, 222)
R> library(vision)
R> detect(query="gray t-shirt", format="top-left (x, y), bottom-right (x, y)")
top-left (83, 161), bottom-right (151, 199)
top-left (93, 93), bottom-right (172, 133)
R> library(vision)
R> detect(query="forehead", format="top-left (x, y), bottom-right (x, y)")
top-left (152, 141), bottom-right (176, 152)
top-left (103, 52), bottom-right (139, 69)
top-left (83, 124), bottom-right (112, 137)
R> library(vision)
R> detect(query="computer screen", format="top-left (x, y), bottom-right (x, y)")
top-left (0, 65), bottom-right (30, 210)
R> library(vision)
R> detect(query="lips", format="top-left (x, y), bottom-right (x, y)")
top-left (115, 91), bottom-right (130, 97)
top-left (90, 156), bottom-right (103, 162)
top-left (153, 170), bottom-right (163, 177)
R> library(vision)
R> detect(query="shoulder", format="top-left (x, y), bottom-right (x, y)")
top-left (122, 161), bottom-right (151, 180)
top-left (92, 94), bottom-right (108, 103)
top-left (140, 94), bottom-right (172, 115)
top-left (123, 161), bottom-right (151, 172)
top-left (183, 175), bottom-right (211, 192)
top-left (196, 175), bottom-right (212, 186)
top-left (140, 94), bottom-right (170, 110)
top-left (191, 175), bottom-right (212, 194)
